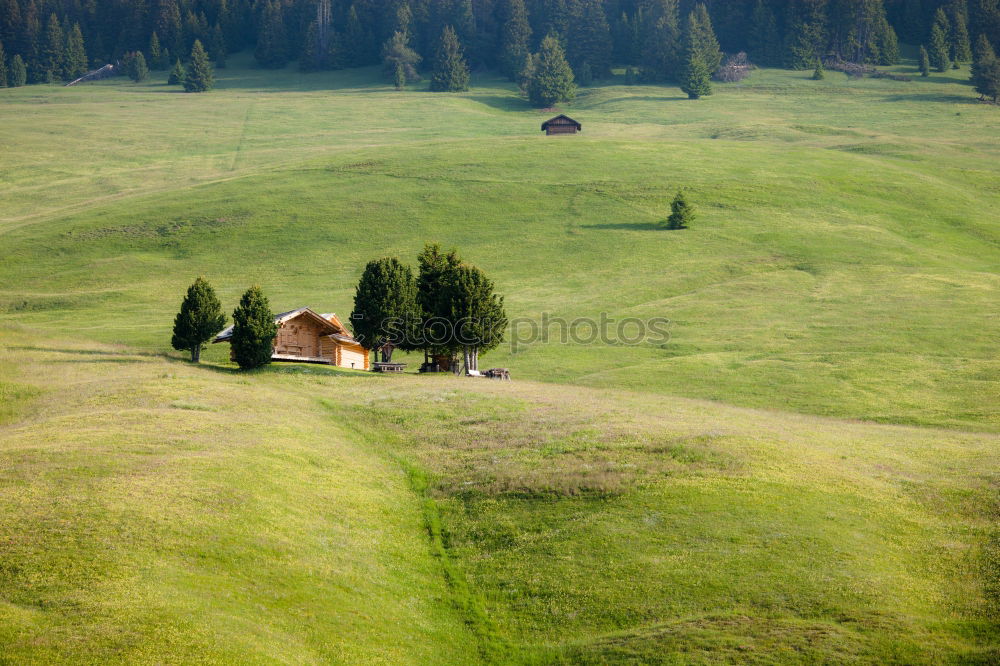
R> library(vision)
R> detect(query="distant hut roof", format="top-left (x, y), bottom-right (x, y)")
top-left (541, 114), bottom-right (582, 132)
top-left (214, 307), bottom-right (352, 343)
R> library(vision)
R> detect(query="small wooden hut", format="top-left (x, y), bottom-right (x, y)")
top-left (541, 114), bottom-right (582, 135)
top-left (213, 307), bottom-right (369, 369)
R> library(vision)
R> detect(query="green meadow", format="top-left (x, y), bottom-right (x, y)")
top-left (1, 56), bottom-right (998, 662)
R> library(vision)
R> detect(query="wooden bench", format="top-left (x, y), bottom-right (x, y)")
top-left (372, 362), bottom-right (406, 373)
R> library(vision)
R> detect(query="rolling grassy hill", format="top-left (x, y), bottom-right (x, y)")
top-left (1, 55), bottom-right (998, 663)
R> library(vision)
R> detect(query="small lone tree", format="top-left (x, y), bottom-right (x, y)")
top-left (350, 257), bottom-right (420, 363)
top-left (168, 59), bottom-right (186, 85)
top-left (919, 45), bottom-right (930, 76)
top-left (171, 277), bottom-right (226, 362)
top-left (429, 25), bottom-right (470, 92)
top-left (811, 58), bottom-right (824, 80)
top-left (666, 191), bottom-right (695, 229)
top-left (527, 35), bottom-right (576, 107)
top-left (230, 285), bottom-right (277, 370)
top-left (184, 39), bottom-right (214, 92)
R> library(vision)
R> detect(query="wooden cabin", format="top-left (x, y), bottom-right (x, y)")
top-left (541, 114), bottom-right (581, 135)
top-left (213, 307), bottom-right (370, 370)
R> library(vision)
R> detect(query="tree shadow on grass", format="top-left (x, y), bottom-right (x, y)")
top-left (882, 92), bottom-right (979, 104)
top-left (465, 94), bottom-right (533, 112)
top-left (582, 221), bottom-right (665, 231)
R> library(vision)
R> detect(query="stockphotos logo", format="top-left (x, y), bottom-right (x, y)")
top-left (351, 313), bottom-right (671, 352)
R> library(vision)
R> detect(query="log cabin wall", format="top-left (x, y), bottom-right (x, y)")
top-left (275, 316), bottom-right (325, 359)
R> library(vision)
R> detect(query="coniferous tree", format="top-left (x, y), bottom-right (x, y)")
top-left (641, 0), bottom-right (682, 81)
top-left (666, 190), bottom-right (694, 228)
top-left (41, 13), bottom-right (64, 81)
top-left (812, 58), bottom-right (825, 78)
top-left (416, 243), bottom-right (462, 365)
top-left (430, 25), bottom-right (470, 92)
top-left (569, 0), bottom-right (613, 78)
top-left (64, 23), bottom-right (87, 79)
top-left (184, 39), bottom-right (213, 91)
top-left (157, 0), bottom-right (184, 57)
top-left (350, 257), bottom-right (420, 363)
top-left (441, 263), bottom-right (506, 375)
top-left (149, 31), bottom-right (164, 69)
top-left (0, 39), bottom-right (7, 87)
top-left (255, 0), bottom-right (288, 68)
top-left (211, 23), bottom-right (226, 68)
top-left (500, 0), bottom-right (532, 80)
top-left (950, 7), bottom-right (973, 62)
top-left (687, 3), bottom-right (722, 73)
top-left (171, 277), bottom-right (226, 362)
top-left (128, 50), bottom-right (149, 81)
top-left (971, 32), bottom-right (1000, 100)
top-left (749, 0), bottom-right (781, 67)
top-left (929, 22), bottom-right (951, 70)
top-left (528, 34), bottom-right (575, 107)
top-left (786, 0), bottom-right (828, 69)
top-left (230, 285), bottom-right (277, 370)
top-left (168, 58), bottom-right (185, 84)
top-left (10, 54), bottom-right (26, 86)
top-left (919, 44), bottom-right (930, 75)
top-left (342, 5), bottom-right (366, 67)
top-left (382, 30), bottom-right (420, 82)
top-left (517, 51), bottom-right (535, 91)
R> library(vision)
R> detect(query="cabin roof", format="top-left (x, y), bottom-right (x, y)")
top-left (541, 114), bottom-right (582, 131)
top-left (214, 307), bottom-right (354, 343)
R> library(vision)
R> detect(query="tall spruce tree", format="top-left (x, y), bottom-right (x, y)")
top-left (230, 285), bottom-right (277, 370)
top-left (350, 257), bottom-right (420, 363)
top-left (171, 277), bottom-right (226, 362)
top-left (786, 0), bottom-right (828, 69)
top-left (749, 0), bottom-right (781, 66)
top-left (416, 243), bottom-right (462, 365)
top-left (641, 0), bottom-right (682, 81)
top-left (919, 44), bottom-right (931, 75)
top-left (687, 3), bottom-right (722, 73)
top-left (929, 8), bottom-right (952, 71)
top-left (971, 32), bottom-right (1000, 100)
top-left (10, 54), bottom-right (26, 86)
top-left (255, 0), bottom-right (288, 68)
top-left (149, 31), bottom-right (163, 69)
top-left (157, 0), bottom-right (184, 57)
top-left (430, 25), bottom-right (470, 92)
top-left (441, 263), bottom-right (506, 375)
top-left (128, 50), bottom-right (149, 81)
top-left (64, 23), bottom-right (87, 79)
top-left (41, 13), bottom-right (64, 81)
top-left (211, 23), bottom-right (226, 68)
top-left (950, 7), bottom-right (973, 62)
top-left (569, 0), bottom-right (613, 78)
top-left (527, 34), bottom-right (575, 107)
top-left (342, 5), bottom-right (366, 67)
top-left (500, 0), bottom-right (532, 80)
top-left (184, 39), bottom-right (213, 91)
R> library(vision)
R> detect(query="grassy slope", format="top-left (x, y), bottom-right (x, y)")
top-left (0, 334), bottom-right (478, 664)
top-left (1, 56), bottom-right (997, 430)
top-left (1, 55), bottom-right (999, 663)
top-left (1, 334), bottom-right (997, 663)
